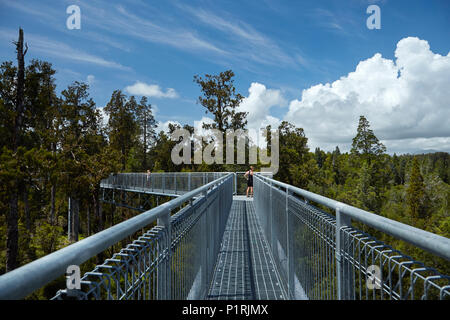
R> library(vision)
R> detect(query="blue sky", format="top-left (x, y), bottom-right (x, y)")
top-left (0, 0), bottom-right (449, 154)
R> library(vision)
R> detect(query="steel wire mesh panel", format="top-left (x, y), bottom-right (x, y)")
top-left (254, 176), bottom-right (450, 300)
top-left (53, 175), bottom-right (233, 300)
top-left (100, 172), bottom-right (228, 196)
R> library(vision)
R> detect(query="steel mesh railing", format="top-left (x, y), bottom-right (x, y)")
top-left (0, 173), bottom-right (233, 300)
top-left (101, 172), bottom-right (228, 196)
top-left (51, 174), bottom-right (233, 300)
top-left (254, 174), bottom-right (450, 300)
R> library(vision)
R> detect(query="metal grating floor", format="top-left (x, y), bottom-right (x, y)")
top-left (206, 197), bottom-right (287, 300)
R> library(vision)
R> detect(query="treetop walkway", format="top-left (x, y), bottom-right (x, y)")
top-left (0, 172), bottom-right (449, 300)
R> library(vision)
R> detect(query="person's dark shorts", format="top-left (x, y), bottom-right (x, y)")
top-left (247, 179), bottom-right (253, 187)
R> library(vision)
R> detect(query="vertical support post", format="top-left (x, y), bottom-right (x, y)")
top-left (234, 172), bottom-right (237, 195)
top-left (201, 189), bottom-right (208, 298)
top-left (174, 174), bottom-right (177, 194)
top-left (286, 188), bottom-right (294, 298)
top-left (157, 208), bottom-right (171, 300)
top-left (270, 181), bottom-right (275, 252)
top-left (163, 174), bottom-right (166, 193)
top-left (335, 208), bottom-right (352, 300)
top-left (188, 174), bottom-right (191, 192)
top-left (67, 197), bottom-right (72, 241)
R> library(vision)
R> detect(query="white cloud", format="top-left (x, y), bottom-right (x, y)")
top-left (284, 37), bottom-right (450, 153)
top-left (237, 82), bottom-right (285, 146)
top-left (180, 6), bottom-right (301, 67)
top-left (156, 120), bottom-right (181, 134)
top-left (193, 116), bottom-right (215, 136)
top-left (125, 81), bottom-right (178, 99)
top-left (0, 29), bottom-right (131, 71)
top-left (86, 75), bottom-right (95, 85)
top-left (98, 106), bottom-right (109, 129)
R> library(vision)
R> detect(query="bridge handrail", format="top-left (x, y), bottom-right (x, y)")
top-left (0, 173), bottom-right (233, 300)
top-left (255, 174), bottom-right (450, 261)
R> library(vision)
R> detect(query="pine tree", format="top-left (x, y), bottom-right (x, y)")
top-left (104, 90), bottom-right (139, 170)
top-left (136, 96), bottom-right (156, 170)
top-left (351, 115), bottom-right (386, 159)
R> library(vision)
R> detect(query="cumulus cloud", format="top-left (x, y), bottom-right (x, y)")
top-left (237, 82), bottom-right (286, 146)
top-left (125, 81), bottom-right (179, 99)
top-left (156, 120), bottom-right (181, 134)
top-left (284, 37), bottom-right (450, 153)
top-left (194, 117), bottom-right (215, 136)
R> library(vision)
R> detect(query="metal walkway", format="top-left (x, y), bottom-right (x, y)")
top-left (1, 172), bottom-right (449, 300)
top-left (207, 197), bottom-right (287, 300)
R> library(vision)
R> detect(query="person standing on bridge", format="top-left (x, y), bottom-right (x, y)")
top-left (244, 166), bottom-right (254, 198)
top-left (146, 169), bottom-right (151, 187)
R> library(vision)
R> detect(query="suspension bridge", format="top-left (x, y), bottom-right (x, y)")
top-left (0, 172), bottom-right (449, 300)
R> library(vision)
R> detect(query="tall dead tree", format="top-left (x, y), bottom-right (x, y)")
top-left (6, 28), bottom-right (28, 272)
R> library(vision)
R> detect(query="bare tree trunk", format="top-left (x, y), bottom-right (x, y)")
top-left (73, 199), bottom-right (79, 241)
top-left (111, 204), bottom-right (115, 227)
top-left (50, 183), bottom-right (55, 225)
top-left (143, 119), bottom-right (147, 170)
top-left (87, 204), bottom-right (90, 236)
top-left (23, 187), bottom-right (30, 231)
top-left (6, 194), bottom-right (19, 272)
top-left (93, 190), bottom-right (103, 233)
top-left (6, 28), bottom-right (28, 272)
top-left (50, 142), bottom-right (56, 225)
top-left (68, 197), bottom-right (72, 241)
top-left (13, 28), bottom-right (26, 149)
top-left (93, 191), bottom-right (104, 264)
top-left (69, 198), bottom-right (79, 242)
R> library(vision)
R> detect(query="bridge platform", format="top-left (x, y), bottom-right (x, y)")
top-left (206, 197), bottom-right (287, 300)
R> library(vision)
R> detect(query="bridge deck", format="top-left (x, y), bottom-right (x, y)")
top-left (206, 197), bottom-right (287, 300)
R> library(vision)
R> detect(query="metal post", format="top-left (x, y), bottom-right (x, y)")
top-left (188, 174), bottom-right (191, 192)
top-left (336, 208), bottom-right (352, 300)
top-left (234, 172), bottom-right (237, 195)
top-left (201, 189), bottom-right (208, 297)
top-left (174, 174), bottom-right (177, 194)
top-left (270, 181), bottom-right (275, 252)
top-left (286, 188), bottom-right (294, 298)
top-left (157, 209), bottom-right (171, 299)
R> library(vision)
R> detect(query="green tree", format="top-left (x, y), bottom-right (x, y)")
top-left (136, 96), bottom-right (156, 170)
top-left (104, 90), bottom-right (139, 170)
top-left (406, 157), bottom-right (427, 221)
top-left (275, 121), bottom-right (310, 186)
top-left (351, 115), bottom-right (386, 160)
top-left (193, 70), bottom-right (247, 131)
